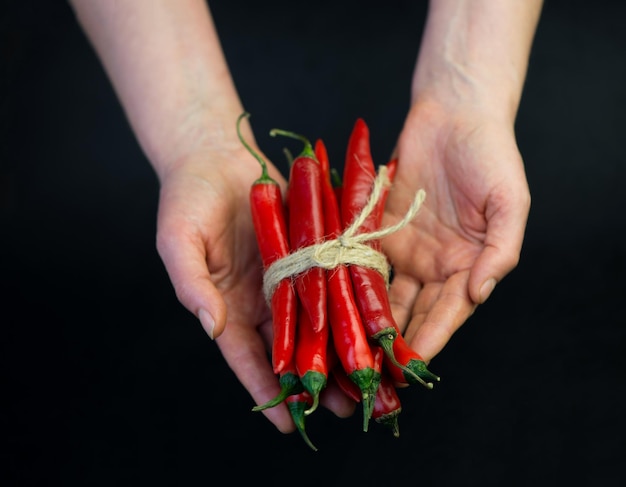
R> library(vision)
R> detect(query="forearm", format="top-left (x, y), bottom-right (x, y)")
top-left (413, 0), bottom-right (543, 123)
top-left (69, 0), bottom-right (243, 179)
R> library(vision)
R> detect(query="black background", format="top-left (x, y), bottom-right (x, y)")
top-left (2, 1), bottom-right (625, 486)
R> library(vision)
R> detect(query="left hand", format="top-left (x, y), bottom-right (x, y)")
top-left (382, 99), bottom-right (531, 362)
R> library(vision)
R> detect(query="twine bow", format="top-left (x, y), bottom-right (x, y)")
top-left (262, 165), bottom-right (426, 303)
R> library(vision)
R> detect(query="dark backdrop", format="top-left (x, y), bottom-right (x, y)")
top-left (2, 1), bottom-right (625, 486)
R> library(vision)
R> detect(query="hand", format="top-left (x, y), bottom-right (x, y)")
top-left (383, 99), bottom-right (531, 362)
top-left (154, 139), bottom-right (355, 432)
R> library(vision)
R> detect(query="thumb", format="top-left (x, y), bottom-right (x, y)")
top-left (156, 228), bottom-right (227, 340)
top-left (468, 190), bottom-right (530, 304)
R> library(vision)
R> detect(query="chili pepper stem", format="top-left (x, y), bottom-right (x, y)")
top-left (348, 367), bottom-right (380, 432)
top-left (283, 147), bottom-right (294, 166)
top-left (269, 128), bottom-right (317, 159)
top-left (374, 329), bottom-right (434, 389)
top-left (404, 359), bottom-right (441, 388)
top-left (237, 112), bottom-right (274, 184)
top-left (375, 410), bottom-right (401, 438)
top-left (287, 401), bottom-right (318, 452)
top-left (251, 372), bottom-right (303, 412)
top-left (301, 371), bottom-right (326, 416)
top-left (330, 167), bottom-right (342, 187)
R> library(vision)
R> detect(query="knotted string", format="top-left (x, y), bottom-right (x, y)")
top-left (262, 165), bottom-right (426, 303)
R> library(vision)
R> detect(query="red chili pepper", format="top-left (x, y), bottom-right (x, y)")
top-left (315, 137), bottom-right (379, 431)
top-left (331, 364), bottom-right (362, 403)
top-left (341, 118), bottom-right (377, 229)
top-left (340, 123), bottom-right (408, 366)
top-left (369, 342), bottom-right (403, 437)
top-left (332, 346), bottom-right (402, 437)
top-left (348, 157), bottom-right (439, 387)
top-left (372, 370), bottom-right (402, 438)
top-left (294, 298), bottom-right (328, 415)
top-left (314, 138), bottom-right (331, 186)
top-left (237, 112), bottom-right (297, 374)
top-left (371, 157), bottom-right (397, 249)
top-left (270, 128), bottom-right (327, 336)
top-left (286, 390), bottom-right (318, 451)
top-left (331, 342), bottom-right (395, 436)
top-left (327, 340), bottom-right (361, 404)
top-left (340, 119), bottom-right (439, 388)
top-left (371, 343), bottom-right (385, 373)
top-left (385, 334), bottom-right (440, 387)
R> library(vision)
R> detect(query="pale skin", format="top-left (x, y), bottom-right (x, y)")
top-left (69, 0), bottom-right (543, 433)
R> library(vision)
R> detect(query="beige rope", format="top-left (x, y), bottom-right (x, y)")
top-left (262, 165), bottom-right (426, 303)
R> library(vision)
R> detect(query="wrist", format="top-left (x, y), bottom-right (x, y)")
top-left (412, 0), bottom-right (543, 125)
top-left (149, 105), bottom-right (250, 183)
top-left (153, 112), bottom-right (284, 198)
top-left (411, 61), bottom-right (522, 126)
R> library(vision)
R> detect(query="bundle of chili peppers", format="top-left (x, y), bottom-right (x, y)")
top-left (236, 112), bottom-right (439, 451)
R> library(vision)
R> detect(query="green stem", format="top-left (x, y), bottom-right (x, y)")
top-left (269, 128), bottom-right (316, 159)
top-left (330, 167), bottom-right (342, 187)
top-left (251, 372), bottom-right (303, 412)
top-left (236, 112), bottom-right (273, 184)
top-left (375, 409), bottom-right (401, 438)
top-left (348, 367), bottom-right (381, 432)
top-left (404, 359), bottom-right (441, 389)
top-left (374, 329), bottom-right (430, 388)
top-left (283, 147), bottom-right (294, 167)
top-left (300, 371), bottom-right (326, 416)
top-left (287, 400), bottom-right (318, 452)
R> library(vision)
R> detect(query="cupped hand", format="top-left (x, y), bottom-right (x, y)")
top-left (383, 100), bottom-right (531, 363)
top-left (154, 137), bottom-right (355, 432)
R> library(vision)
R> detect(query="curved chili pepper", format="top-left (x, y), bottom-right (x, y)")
top-left (315, 138), bottom-right (379, 431)
top-left (338, 119), bottom-right (422, 379)
top-left (348, 158), bottom-right (439, 388)
top-left (269, 128), bottom-right (327, 336)
top-left (340, 119), bottom-right (439, 388)
top-left (294, 299), bottom-right (328, 416)
top-left (237, 112), bottom-right (297, 374)
top-left (348, 261), bottom-right (439, 386)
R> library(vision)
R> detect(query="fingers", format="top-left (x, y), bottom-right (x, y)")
top-left (387, 273), bottom-right (421, 334)
top-left (468, 189), bottom-right (530, 305)
top-left (320, 378), bottom-right (358, 418)
top-left (405, 270), bottom-right (476, 362)
top-left (156, 222), bottom-right (227, 340)
top-left (215, 325), bottom-right (297, 433)
top-left (157, 219), bottom-right (299, 433)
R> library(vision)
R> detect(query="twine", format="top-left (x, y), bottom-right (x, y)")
top-left (262, 165), bottom-right (426, 303)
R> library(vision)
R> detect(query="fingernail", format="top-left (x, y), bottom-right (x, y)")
top-left (198, 308), bottom-right (215, 340)
top-left (479, 278), bottom-right (497, 304)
